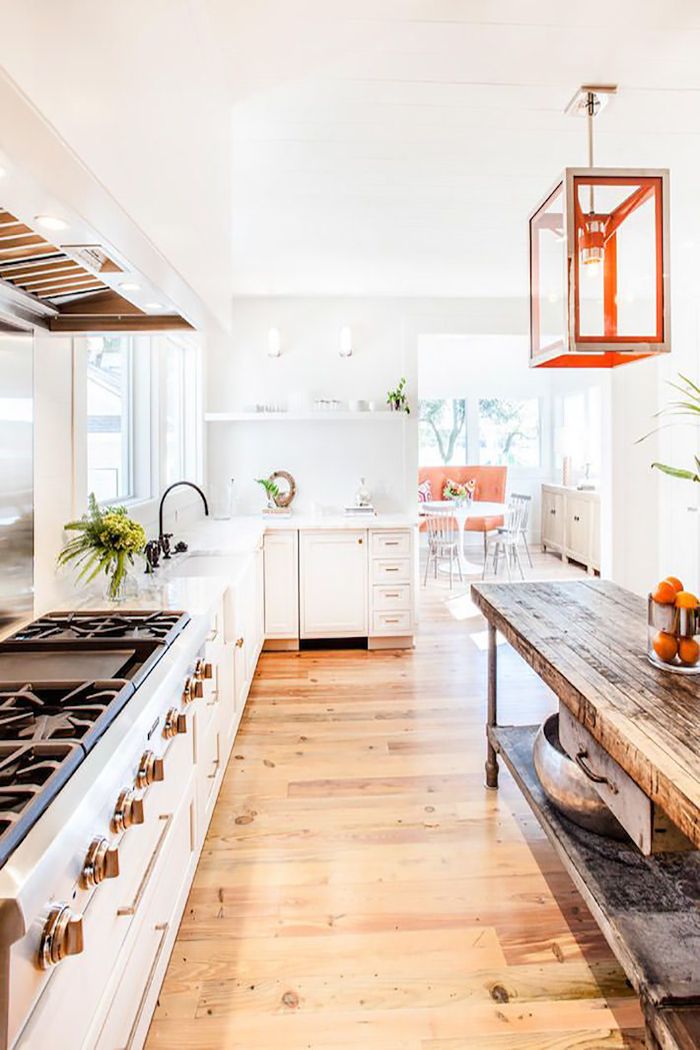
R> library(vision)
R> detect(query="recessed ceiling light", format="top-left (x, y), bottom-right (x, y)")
top-left (119, 282), bottom-right (142, 292)
top-left (34, 214), bottom-right (69, 232)
top-left (145, 302), bottom-right (165, 311)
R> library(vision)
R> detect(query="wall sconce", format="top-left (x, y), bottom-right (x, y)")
top-left (267, 327), bottom-right (281, 358)
top-left (339, 325), bottom-right (353, 358)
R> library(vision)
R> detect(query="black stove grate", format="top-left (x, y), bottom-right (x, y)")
top-left (0, 681), bottom-right (133, 747)
top-left (10, 610), bottom-right (189, 644)
top-left (0, 743), bottom-right (85, 865)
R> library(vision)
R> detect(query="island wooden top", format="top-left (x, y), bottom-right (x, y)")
top-left (471, 579), bottom-right (700, 849)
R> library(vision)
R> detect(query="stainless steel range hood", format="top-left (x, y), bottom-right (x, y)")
top-left (0, 319), bottom-right (33, 631)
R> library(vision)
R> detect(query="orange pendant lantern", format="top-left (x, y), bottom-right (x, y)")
top-left (529, 90), bottom-right (670, 368)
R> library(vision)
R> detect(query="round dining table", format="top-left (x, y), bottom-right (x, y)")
top-left (418, 499), bottom-right (507, 577)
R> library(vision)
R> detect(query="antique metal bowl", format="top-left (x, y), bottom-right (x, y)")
top-left (532, 714), bottom-right (627, 840)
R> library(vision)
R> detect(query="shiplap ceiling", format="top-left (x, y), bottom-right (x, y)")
top-left (210, 0), bottom-right (700, 296)
top-left (3, 1), bottom-right (700, 303)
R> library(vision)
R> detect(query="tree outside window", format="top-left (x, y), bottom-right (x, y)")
top-left (478, 398), bottom-right (540, 467)
top-left (418, 397), bottom-right (540, 467)
top-left (419, 399), bottom-right (467, 465)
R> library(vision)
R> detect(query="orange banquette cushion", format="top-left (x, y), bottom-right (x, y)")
top-left (418, 466), bottom-right (507, 533)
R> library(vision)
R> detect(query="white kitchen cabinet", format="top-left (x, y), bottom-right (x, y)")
top-left (300, 530), bottom-right (368, 637)
top-left (263, 530), bottom-right (299, 641)
top-left (541, 484), bottom-right (600, 574)
top-left (541, 488), bottom-right (564, 552)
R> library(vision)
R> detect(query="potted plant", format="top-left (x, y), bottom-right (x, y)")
top-left (386, 377), bottom-right (410, 414)
top-left (58, 494), bottom-right (147, 602)
top-left (255, 476), bottom-right (281, 509)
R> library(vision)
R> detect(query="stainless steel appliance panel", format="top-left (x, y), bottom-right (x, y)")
top-left (0, 327), bottom-right (33, 631)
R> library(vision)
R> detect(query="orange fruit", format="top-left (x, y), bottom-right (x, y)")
top-left (653, 631), bottom-right (678, 663)
top-left (675, 591), bottom-right (699, 609)
top-left (653, 581), bottom-right (677, 605)
top-left (678, 637), bottom-right (700, 666)
top-left (665, 576), bottom-right (684, 593)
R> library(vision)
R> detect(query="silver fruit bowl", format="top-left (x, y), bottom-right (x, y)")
top-left (533, 714), bottom-right (627, 840)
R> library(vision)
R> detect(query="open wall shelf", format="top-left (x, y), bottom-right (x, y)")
top-left (205, 411), bottom-right (407, 422)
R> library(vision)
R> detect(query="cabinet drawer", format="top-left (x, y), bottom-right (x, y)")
top-left (372, 583), bottom-right (411, 610)
top-left (94, 780), bottom-right (195, 1050)
top-left (372, 610), bottom-right (412, 635)
top-left (558, 705), bottom-right (691, 855)
top-left (371, 531), bottom-right (411, 557)
top-left (371, 558), bottom-right (411, 583)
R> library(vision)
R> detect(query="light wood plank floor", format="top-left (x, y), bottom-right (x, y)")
top-left (146, 551), bottom-right (644, 1049)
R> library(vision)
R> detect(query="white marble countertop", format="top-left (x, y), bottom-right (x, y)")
top-left (178, 512), bottom-right (417, 554)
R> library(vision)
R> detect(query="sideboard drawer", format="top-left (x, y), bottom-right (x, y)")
top-left (371, 558), bottom-right (411, 584)
top-left (373, 583), bottom-right (411, 610)
top-left (558, 704), bottom-right (691, 855)
top-left (372, 610), bottom-right (412, 635)
top-left (371, 531), bottom-right (411, 557)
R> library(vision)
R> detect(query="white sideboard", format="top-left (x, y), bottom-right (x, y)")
top-left (541, 484), bottom-right (600, 574)
top-left (264, 524), bottom-right (417, 650)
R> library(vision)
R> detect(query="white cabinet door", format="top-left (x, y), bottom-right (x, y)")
top-left (264, 531), bottom-right (299, 638)
top-left (566, 496), bottom-right (591, 564)
top-left (541, 488), bottom-right (564, 550)
top-left (300, 530), bottom-right (368, 637)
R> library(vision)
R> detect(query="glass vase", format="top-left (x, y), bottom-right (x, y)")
top-left (104, 571), bottom-right (139, 604)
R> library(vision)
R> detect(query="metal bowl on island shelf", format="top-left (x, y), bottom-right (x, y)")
top-left (532, 714), bottom-right (627, 840)
top-left (647, 593), bottom-right (700, 675)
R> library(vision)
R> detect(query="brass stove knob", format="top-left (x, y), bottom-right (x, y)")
top-left (38, 904), bottom-right (84, 969)
top-left (135, 750), bottom-right (165, 789)
top-left (80, 837), bottom-right (119, 890)
top-left (183, 675), bottom-right (204, 703)
top-left (163, 708), bottom-right (187, 739)
top-left (112, 788), bottom-right (145, 833)
top-left (194, 658), bottom-right (213, 681)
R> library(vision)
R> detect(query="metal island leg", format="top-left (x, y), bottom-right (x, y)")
top-left (485, 621), bottom-right (499, 788)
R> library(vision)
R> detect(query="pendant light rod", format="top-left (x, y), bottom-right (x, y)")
top-left (586, 91), bottom-right (597, 168)
top-left (586, 91), bottom-right (597, 212)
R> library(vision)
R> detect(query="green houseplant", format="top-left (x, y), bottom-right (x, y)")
top-left (639, 373), bottom-right (700, 482)
top-left (255, 476), bottom-right (281, 509)
top-left (386, 377), bottom-right (410, 414)
top-left (58, 494), bottom-right (147, 601)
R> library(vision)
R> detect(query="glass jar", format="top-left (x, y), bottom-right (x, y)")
top-left (647, 596), bottom-right (700, 674)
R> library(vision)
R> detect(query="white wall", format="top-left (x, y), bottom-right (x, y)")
top-left (207, 297), bottom-right (617, 541)
top-left (206, 298), bottom-right (419, 514)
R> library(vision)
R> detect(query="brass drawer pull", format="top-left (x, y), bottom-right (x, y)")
top-left (575, 751), bottom-right (618, 794)
top-left (117, 813), bottom-right (173, 916)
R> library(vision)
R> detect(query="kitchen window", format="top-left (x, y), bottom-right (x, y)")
top-left (477, 397), bottom-right (541, 468)
top-left (419, 397), bottom-right (542, 469)
top-left (81, 333), bottom-right (199, 511)
top-left (86, 336), bottom-right (134, 502)
top-left (162, 336), bottom-right (198, 487)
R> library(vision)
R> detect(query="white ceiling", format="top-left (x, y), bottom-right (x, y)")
top-left (212, 0), bottom-right (700, 296)
top-left (3, 1), bottom-right (700, 305)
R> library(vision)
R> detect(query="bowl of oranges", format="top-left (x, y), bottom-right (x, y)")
top-left (648, 576), bottom-right (700, 673)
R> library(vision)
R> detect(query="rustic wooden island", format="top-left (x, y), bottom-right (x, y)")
top-left (471, 579), bottom-right (700, 1050)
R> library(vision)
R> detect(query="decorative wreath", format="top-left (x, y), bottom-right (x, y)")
top-left (269, 470), bottom-right (297, 508)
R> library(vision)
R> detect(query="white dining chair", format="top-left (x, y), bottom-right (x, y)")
top-left (482, 493), bottom-right (532, 581)
top-left (424, 511), bottom-right (463, 589)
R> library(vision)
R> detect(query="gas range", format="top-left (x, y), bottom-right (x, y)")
top-left (0, 611), bottom-right (189, 870)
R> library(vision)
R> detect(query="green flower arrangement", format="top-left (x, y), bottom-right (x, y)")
top-left (58, 494), bottom-right (147, 601)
